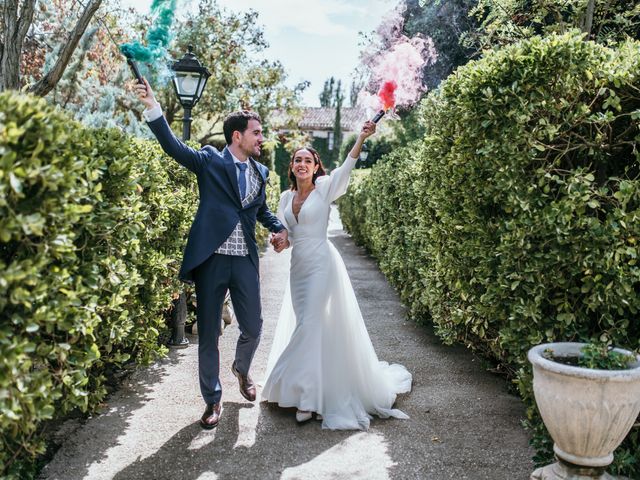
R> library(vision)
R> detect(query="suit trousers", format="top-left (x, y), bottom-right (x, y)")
top-left (193, 253), bottom-right (262, 404)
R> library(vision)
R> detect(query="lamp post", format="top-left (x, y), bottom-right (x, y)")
top-left (358, 142), bottom-right (370, 168)
top-left (166, 46), bottom-right (210, 349)
top-left (171, 45), bottom-right (211, 141)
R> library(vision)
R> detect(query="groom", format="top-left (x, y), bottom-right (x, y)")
top-left (135, 79), bottom-right (288, 429)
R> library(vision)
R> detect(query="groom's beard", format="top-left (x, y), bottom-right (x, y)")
top-left (241, 144), bottom-right (261, 159)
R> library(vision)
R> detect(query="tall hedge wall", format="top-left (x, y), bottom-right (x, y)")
top-left (0, 93), bottom-right (201, 478)
top-left (339, 33), bottom-right (640, 475)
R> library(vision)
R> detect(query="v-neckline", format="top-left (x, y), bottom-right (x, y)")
top-left (291, 189), bottom-right (315, 224)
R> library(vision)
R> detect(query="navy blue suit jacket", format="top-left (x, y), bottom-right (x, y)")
top-left (147, 116), bottom-right (285, 282)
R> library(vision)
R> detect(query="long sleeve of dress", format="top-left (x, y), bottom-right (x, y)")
top-left (277, 190), bottom-right (293, 246)
top-left (277, 190), bottom-right (292, 232)
top-left (316, 155), bottom-right (358, 203)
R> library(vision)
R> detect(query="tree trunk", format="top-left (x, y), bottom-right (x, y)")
top-left (582, 0), bottom-right (595, 36)
top-left (28, 0), bottom-right (103, 97)
top-left (0, 0), bottom-right (37, 91)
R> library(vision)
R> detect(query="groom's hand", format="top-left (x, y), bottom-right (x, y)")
top-left (134, 78), bottom-right (159, 110)
top-left (271, 230), bottom-right (289, 253)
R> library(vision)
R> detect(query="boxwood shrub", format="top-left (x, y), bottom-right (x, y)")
top-left (340, 33), bottom-right (640, 475)
top-left (0, 92), bottom-right (201, 478)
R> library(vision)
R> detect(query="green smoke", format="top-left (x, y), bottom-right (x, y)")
top-left (120, 0), bottom-right (177, 79)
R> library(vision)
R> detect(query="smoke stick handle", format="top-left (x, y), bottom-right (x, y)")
top-left (372, 110), bottom-right (385, 123)
top-left (127, 58), bottom-right (144, 84)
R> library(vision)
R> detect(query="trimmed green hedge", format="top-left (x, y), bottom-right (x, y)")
top-left (339, 33), bottom-right (640, 475)
top-left (0, 92), bottom-right (199, 478)
top-left (258, 153), bottom-right (282, 246)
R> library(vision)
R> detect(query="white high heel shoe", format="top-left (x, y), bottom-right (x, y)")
top-left (296, 410), bottom-right (313, 423)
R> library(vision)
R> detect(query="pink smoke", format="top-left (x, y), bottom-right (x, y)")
top-left (374, 2), bottom-right (406, 47)
top-left (359, 2), bottom-right (437, 113)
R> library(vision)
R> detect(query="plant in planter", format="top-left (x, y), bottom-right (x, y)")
top-left (528, 343), bottom-right (640, 480)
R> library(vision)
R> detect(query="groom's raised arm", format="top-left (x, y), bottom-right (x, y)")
top-left (135, 78), bottom-right (207, 174)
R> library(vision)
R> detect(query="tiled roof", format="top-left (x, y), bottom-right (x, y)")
top-left (272, 107), bottom-right (369, 132)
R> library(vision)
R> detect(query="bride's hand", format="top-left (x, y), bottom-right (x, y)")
top-left (274, 239), bottom-right (290, 253)
top-left (360, 121), bottom-right (376, 139)
top-left (270, 233), bottom-right (280, 247)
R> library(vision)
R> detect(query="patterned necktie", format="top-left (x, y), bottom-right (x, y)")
top-left (236, 162), bottom-right (248, 200)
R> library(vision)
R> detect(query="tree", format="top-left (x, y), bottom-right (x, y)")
top-left (156, 0), bottom-right (306, 146)
top-left (465, 0), bottom-right (640, 50)
top-left (331, 80), bottom-right (344, 168)
top-left (319, 76), bottom-right (336, 107)
top-left (349, 79), bottom-right (364, 107)
top-left (0, 0), bottom-right (103, 94)
top-left (6, 0), bottom-right (304, 140)
top-left (14, 1), bottom-right (149, 136)
top-left (403, 0), bottom-right (478, 89)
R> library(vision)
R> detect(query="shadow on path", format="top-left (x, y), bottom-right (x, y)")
top-left (38, 350), bottom-right (185, 480)
top-left (113, 402), bottom-right (353, 480)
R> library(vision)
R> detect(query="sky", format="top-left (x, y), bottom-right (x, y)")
top-left (119, 0), bottom-right (397, 106)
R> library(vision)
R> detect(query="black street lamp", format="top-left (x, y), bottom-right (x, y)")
top-left (171, 45), bottom-right (211, 141)
top-left (358, 142), bottom-right (370, 168)
top-left (166, 46), bottom-right (210, 349)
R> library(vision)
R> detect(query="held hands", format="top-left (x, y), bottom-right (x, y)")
top-left (133, 77), bottom-right (159, 110)
top-left (270, 230), bottom-right (289, 253)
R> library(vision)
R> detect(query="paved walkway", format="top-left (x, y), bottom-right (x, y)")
top-left (39, 207), bottom-right (534, 480)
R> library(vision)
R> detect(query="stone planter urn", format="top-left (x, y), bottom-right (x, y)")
top-left (528, 342), bottom-right (640, 480)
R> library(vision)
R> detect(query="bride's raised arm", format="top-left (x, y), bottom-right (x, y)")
top-left (321, 120), bottom-right (377, 203)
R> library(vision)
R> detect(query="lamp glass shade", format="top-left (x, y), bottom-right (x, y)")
top-left (170, 47), bottom-right (211, 108)
top-left (172, 71), bottom-right (208, 107)
top-left (179, 73), bottom-right (199, 96)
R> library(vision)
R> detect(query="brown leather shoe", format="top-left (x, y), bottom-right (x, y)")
top-left (231, 361), bottom-right (256, 402)
top-left (200, 403), bottom-right (222, 429)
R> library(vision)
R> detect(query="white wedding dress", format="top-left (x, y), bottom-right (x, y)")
top-left (262, 155), bottom-right (412, 430)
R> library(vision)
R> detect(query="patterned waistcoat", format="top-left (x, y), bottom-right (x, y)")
top-left (216, 162), bottom-right (262, 256)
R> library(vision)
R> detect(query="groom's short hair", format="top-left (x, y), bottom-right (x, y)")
top-left (223, 110), bottom-right (262, 145)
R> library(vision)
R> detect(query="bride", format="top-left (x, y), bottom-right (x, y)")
top-left (262, 120), bottom-right (412, 430)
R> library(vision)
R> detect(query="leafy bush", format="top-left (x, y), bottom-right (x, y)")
top-left (257, 168), bottom-right (282, 247)
top-left (340, 33), bottom-right (640, 475)
top-left (0, 93), bottom-right (198, 478)
top-left (467, 0), bottom-right (640, 51)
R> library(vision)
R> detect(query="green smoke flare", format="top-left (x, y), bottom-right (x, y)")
top-left (120, 0), bottom-right (177, 81)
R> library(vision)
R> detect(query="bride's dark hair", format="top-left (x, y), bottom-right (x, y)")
top-left (288, 146), bottom-right (326, 190)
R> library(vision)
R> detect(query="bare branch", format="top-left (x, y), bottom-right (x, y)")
top-left (28, 0), bottom-right (103, 97)
top-left (198, 131), bottom-right (225, 146)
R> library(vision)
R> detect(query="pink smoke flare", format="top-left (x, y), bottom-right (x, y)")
top-left (378, 80), bottom-right (397, 110)
top-left (359, 2), bottom-right (437, 114)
